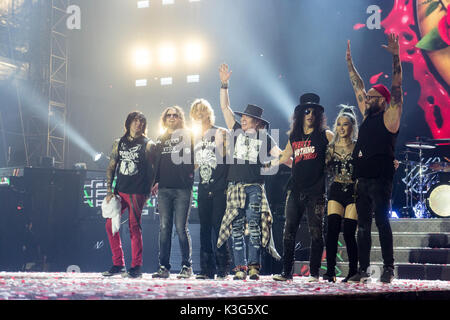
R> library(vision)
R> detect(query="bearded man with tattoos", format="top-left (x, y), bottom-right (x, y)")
top-left (345, 33), bottom-right (403, 284)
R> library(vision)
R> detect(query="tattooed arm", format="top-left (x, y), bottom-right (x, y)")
top-left (382, 33), bottom-right (403, 134)
top-left (271, 140), bottom-right (293, 168)
top-left (346, 40), bottom-right (367, 118)
top-left (105, 139), bottom-right (119, 203)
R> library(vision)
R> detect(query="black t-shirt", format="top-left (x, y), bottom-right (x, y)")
top-left (289, 129), bottom-right (328, 194)
top-left (194, 126), bottom-right (229, 192)
top-left (227, 122), bottom-right (276, 184)
top-left (352, 112), bottom-right (398, 180)
top-left (115, 135), bottom-right (151, 195)
top-left (156, 130), bottom-right (195, 189)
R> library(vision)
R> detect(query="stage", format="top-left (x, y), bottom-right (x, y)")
top-left (1, 272), bottom-right (448, 301)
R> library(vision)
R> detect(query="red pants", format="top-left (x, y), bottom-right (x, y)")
top-left (105, 192), bottom-right (146, 268)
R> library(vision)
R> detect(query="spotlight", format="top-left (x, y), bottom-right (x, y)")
top-left (158, 44), bottom-right (176, 66)
top-left (93, 153), bottom-right (110, 170)
top-left (135, 79), bottom-right (148, 87)
top-left (133, 48), bottom-right (151, 69)
top-left (390, 210), bottom-right (399, 219)
top-left (187, 74), bottom-right (200, 83)
top-left (184, 42), bottom-right (203, 64)
top-left (160, 77), bottom-right (173, 86)
top-left (137, 0), bottom-right (150, 8)
top-left (94, 153), bottom-right (103, 162)
top-left (162, 0), bottom-right (174, 5)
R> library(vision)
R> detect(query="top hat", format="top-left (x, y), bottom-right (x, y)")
top-left (294, 93), bottom-right (324, 113)
top-left (235, 104), bottom-right (269, 126)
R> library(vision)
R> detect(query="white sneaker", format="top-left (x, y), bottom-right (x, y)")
top-left (306, 275), bottom-right (319, 282)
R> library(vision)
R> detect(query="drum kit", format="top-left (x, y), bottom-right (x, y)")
top-left (399, 137), bottom-right (449, 219)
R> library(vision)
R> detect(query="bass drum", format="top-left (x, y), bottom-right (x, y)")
top-left (426, 183), bottom-right (450, 218)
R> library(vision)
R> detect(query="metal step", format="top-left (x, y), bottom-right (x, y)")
top-left (337, 232), bottom-right (450, 248)
top-left (293, 261), bottom-right (450, 281)
top-left (372, 218), bottom-right (450, 233)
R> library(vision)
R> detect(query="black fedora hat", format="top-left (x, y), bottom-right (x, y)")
top-left (235, 104), bottom-right (269, 126)
top-left (294, 93), bottom-right (324, 113)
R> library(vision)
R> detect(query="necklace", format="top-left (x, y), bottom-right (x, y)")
top-left (302, 131), bottom-right (312, 144)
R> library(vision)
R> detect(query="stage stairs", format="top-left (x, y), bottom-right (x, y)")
top-left (293, 218), bottom-right (450, 281)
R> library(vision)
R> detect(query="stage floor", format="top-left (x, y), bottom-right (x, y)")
top-left (0, 271), bottom-right (449, 301)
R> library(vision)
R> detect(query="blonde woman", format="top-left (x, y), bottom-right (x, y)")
top-left (323, 105), bottom-right (359, 283)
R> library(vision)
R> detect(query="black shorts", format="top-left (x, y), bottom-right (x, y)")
top-left (328, 182), bottom-right (355, 208)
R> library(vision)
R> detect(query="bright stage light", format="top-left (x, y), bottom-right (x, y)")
top-left (191, 122), bottom-right (201, 136)
top-left (137, 0), bottom-right (150, 8)
top-left (160, 77), bottom-right (173, 86)
top-left (158, 44), bottom-right (176, 66)
top-left (94, 153), bottom-right (103, 162)
top-left (135, 79), bottom-right (148, 87)
top-left (187, 74), bottom-right (200, 83)
top-left (184, 42), bottom-right (203, 64)
top-left (189, 0), bottom-right (201, 2)
top-left (133, 48), bottom-right (151, 69)
top-left (162, 0), bottom-right (174, 5)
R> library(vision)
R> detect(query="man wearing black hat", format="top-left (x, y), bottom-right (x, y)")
top-left (216, 63), bottom-right (281, 281)
top-left (273, 93), bottom-right (334, 282)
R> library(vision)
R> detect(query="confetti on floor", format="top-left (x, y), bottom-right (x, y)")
top-left (0, 272), bottom-right (449, 300)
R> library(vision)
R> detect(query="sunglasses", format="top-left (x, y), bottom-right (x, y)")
top-left (304, 109), bottom-right (315, 115)
top-left (366, 95), bottom-right (383, 100)
top-left (166, 113), bottom-right (179, 119)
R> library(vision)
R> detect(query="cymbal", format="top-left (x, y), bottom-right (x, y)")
top-left (405, 141), bottom-right (436, 149)
top-left (428, 138), bottom-right (450, 144)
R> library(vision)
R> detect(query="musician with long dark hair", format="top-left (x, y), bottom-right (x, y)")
top-left (102, 111), bottom-right (155, 279)
top-left (273, 93), bottom-right (334, 282)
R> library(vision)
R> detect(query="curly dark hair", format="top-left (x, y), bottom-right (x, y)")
top-left (288, 106), bottom-right (327, 141)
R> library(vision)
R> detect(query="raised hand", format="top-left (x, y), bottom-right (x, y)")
top-left (219, 63), bottom-right (232, 84)
top-left (346, 40), bottom-right (353, 62)
top-left (382, 33), bottom-right (400, 55)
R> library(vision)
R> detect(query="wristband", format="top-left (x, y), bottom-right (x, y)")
top-left (221, 83), bottom-right (228, 89)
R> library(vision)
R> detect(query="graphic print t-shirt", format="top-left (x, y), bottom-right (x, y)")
top-left (290, 129), bottom-right (328, 193)
top-left (156, 130), bottom-right (195, 189)
top-left (227, 122), bottom-right (275, 184)
top-left (194, 126), bottom-right (228, 192)
top-left (115, 135), bottom-right (150, 194)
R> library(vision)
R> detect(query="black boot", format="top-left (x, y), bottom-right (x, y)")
top-left (343, 218), bottom-right (358, 282)
top-left (324, 214), bottom-right (341, 282)
top-left (216, 245), bottom-right (231, 279)
top-left (196, 251), bottom-right (214, 279)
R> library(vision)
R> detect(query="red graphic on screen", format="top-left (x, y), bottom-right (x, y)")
top-left (379, 0), bottom-right (450, 138)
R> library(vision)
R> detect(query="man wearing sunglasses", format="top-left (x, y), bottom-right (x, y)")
top-left (346, 33), bottom-right (403, 284)
top-left (273, 93), bottom-right (334, 282)
top-left (151, 106), bottom-right (195, 279)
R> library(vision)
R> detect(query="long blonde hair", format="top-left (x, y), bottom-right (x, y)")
top-left (189, 99), bottom-right (215, 126)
